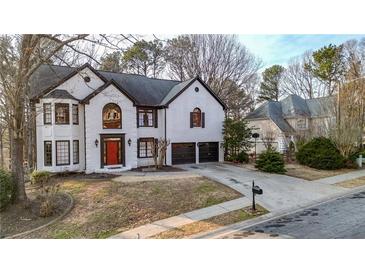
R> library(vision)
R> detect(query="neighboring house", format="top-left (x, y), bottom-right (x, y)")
top-left (245, 94), bottom-right (336, 153)
top-left (30, 63), bottom-right (226, 173)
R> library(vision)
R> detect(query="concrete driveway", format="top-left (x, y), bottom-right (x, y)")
top-left (179, 162), bottom-right (346, 213)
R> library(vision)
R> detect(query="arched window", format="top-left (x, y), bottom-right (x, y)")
top-left (103, 103), bottom-right (121, 129)
top-left (192, 107), bottom-right (201, 127)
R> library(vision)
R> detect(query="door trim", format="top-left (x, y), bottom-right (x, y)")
top-left (100, 134), bottom-right (125, 168)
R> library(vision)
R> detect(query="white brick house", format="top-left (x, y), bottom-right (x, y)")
top-left (30, 63), bottom-right (226, 173)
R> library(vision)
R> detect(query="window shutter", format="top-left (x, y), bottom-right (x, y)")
top-left (154, 109), bottom-right (158, 128)
top-left (136, 108), bottom-right (139, 128)
top-left (137, 139), bottom-right (140, 158)
top-left (202, 112), bottom-right (205, 128)
top-left (190, 112), bottom-right (193, 128)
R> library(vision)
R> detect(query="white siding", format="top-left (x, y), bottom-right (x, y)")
top-left (36, 98), bottom-right (85, 172)
top-left (55, 67), bottom-right (104, 100)
top-left (165, 80), bottom-right (225, 165)
top-left (84, 85), bottom-right (137, 173)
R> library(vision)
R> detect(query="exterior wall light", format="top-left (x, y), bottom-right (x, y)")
top-left (95, 139), bottom-right (99, 147)
top-left (128, 138), bottom-right (132, 146)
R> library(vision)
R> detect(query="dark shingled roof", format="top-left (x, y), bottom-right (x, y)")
top-left (245, 94), bottom-right (336, 133)
top-left (29, 64), bottom-right (182, 106)
top-left (44, 89), bottom-right (79, 101)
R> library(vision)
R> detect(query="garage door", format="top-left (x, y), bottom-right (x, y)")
top-left (199, 142), bottom-right (219, 163)
top-left (171, 143), bottom-right (196, 165)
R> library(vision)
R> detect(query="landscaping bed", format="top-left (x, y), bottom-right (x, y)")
top-left (20, 175), bottom-right (241, 239)
top-left (0, 192), bottom-right (71, 238)
top-left (285, 164), bottom-right (355, 181)
top-left (152, 205), bottom-right (268, 239)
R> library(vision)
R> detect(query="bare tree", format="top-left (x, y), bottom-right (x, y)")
top-left (164, 35), bottom-right (262, 117)
top-left (261, 131), bottom-right (276, 150)
top-left (281, 51), bottom-right (326, 99)
top-left (151, 138), bottom-right (170, 169)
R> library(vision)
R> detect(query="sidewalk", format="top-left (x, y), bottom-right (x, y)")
top-left (313, 169), bottom-right (365, 185)
top-left (109, 197), bottom-right (250, 239)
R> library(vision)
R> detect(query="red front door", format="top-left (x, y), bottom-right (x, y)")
top-left (106, 140), bottom-right (119, 165)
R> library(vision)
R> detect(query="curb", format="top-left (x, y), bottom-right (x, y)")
top-left (192, 185), bottom-right (365, 239)
top-left (4, 192), bottom-right (74, 239)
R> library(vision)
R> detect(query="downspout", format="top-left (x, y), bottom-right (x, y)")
top-left (83, 104), bottom-right (87, 172)
top-left (164, 108), bottom-right (167, 166)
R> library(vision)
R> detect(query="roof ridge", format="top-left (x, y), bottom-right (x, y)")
top-left (41, 63), bottom-right (181, 83)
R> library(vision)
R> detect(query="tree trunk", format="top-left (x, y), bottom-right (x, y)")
top-left (12, 136), bottom-right (27, 203)
top-left (0, 132), bottom-right (4, 169)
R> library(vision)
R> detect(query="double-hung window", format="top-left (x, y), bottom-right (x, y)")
top-left (44, 141), bottom-right (52, 166)
top-left (72, 104), bottom-right (79, 125)
top-left (138, 138), bottom-right (155, 158)
top-left (73, 140), bottom-right (79, 164)
top-left (56, 140), bottom-right (70, 165)
top-left (43, 103), bottom-right (52, 124)
top-left (138, 109), bottom-right (154, 127)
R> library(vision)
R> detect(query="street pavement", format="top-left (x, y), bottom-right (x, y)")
top-left (223, 190), bottom-right (365, 239)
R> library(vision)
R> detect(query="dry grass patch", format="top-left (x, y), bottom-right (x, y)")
top-left (22, 176), bottom-right (241, 239)
top-left (285, 164), bottom-right (354, 181)
top-left (335, 176), bottom-right (365, 188)
top-left (152, 205), bottom-right (268, 239)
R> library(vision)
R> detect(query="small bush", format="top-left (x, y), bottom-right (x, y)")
top-left (236, 151), bottom-right (249, 163)
top-left (296, 137), bottom-right (345, 170)
top-left (31, 170), bottom-right (51, 186)
top-left (255, 150), bottom-right (286, 174)
top-left (0, 169), bottom-right (15, 211)
top-left (37, 183), bottom-right (60, 217)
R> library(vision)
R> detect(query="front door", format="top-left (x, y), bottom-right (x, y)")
top-left (101, 135), bottom-right (125, 168)
top-left (106, 140), bottom-right (119, 165)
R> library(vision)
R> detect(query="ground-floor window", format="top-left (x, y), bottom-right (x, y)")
top-left (138, 138), bottom-right (155, 158)
top-left (73, 140), bottom-right (79, 164)
top-left (56, 140), bottom-right (70, 166)
top-left (44, 141), bottom-right (52, 166)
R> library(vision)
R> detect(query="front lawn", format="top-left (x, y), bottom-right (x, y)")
top-left (285, 164), bottom-right (355, 181)
top-left (335, 176), bottom-right (365, 188)
top-left (152, 205), bottom-right (268, 239)
top-left (21, 175), bottom-right (241, 239)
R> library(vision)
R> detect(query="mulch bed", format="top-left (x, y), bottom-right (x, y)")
top-left (0, 193), bottom-right (71, 238)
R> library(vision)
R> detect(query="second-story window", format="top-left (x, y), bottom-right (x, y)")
top-left (103, 103), bottom-right (121, 129)
top-left (43, 103), bottom-right (52, 124)
top-left (138, 109), bottom-right (154, 127)
top-left (297, 119), bottom-right (307, 129)
top-left (55, 103), bottom-right (70, 124)
top-left (72, 104), bottom-right (79, 125)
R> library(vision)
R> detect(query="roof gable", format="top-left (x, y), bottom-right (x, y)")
top-left (160, 76), bottom-right (227, 109)
top-left (81, 80), bottom-right (137, 105)
top-left (30, 63), bottom-right (107, 100)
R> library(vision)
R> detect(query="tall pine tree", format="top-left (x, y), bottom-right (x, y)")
top-left (258, 65), bottom-right (285, 102)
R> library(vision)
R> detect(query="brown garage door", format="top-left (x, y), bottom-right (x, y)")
top-left (199, 142), bottom-right (219, 163)
top-left (172, 143), bottom-right (196, 165)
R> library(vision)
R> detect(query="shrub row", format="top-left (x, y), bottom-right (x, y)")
top-left (296, 137), bottom-right (345, 170)
top-left (0, 169), bottom-right (15, 211)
